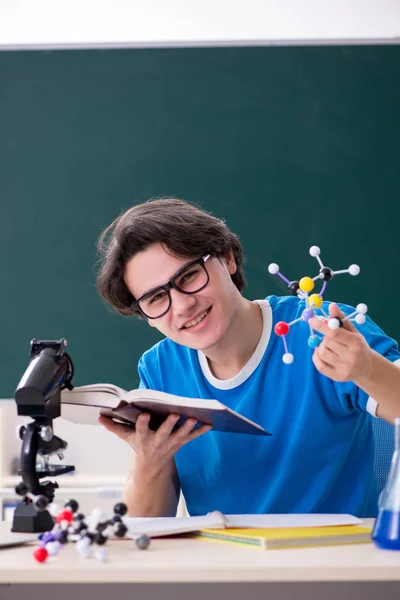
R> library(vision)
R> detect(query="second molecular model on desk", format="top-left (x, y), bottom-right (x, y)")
top-left (268, 245), bottom-right (368, 364)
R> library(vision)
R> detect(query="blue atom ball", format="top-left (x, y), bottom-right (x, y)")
top-left (308, 335), bottom-right (321, 348)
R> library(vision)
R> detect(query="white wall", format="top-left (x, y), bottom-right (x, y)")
top-left (0, 401), bottom-right (130, 520)
top-left (0, 401), bottom-right (131, 482)
top-left (0, 0), bottom-right (399, 48)
top-left (0, 401), bottom-right (189, 518)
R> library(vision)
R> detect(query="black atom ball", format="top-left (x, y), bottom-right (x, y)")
top-left (75, 513), bottom-right (86, 521)
top-left (288, 281), bottom-right (300, 296)
top-left (65, 499), bottom-right (79, 513)
top-left (114, 523), bottom-right (128, 538)
top-left (15, 482), bottom-right (29, 496)
top-left (35, 495), bottom-right (49, 511)
top-left (59, 530), bottom-right (69, 545)
top-left (75, 522), bottom-right (87, 534)
top-left (95, 533), bottom-right (108, 545)
top-left (96, 521), bottom-right (108, 533)
top-left (83, 532), bottom-right (95, 544)
top-left (114, 502), bottom-right (128, 516)
top-left (319, 267), bottom-right (333, 281)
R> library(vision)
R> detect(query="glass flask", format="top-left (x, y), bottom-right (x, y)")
top-left (372, 417), bottom-right (400, 550)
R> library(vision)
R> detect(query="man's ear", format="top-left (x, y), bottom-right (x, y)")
top-left (225, 249), bottom-right (237, 275)
top-left (148, 319), bottom-right (156, 328)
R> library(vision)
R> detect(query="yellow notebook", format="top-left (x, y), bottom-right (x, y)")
top-left (194, 525), bottom-right (372, 549)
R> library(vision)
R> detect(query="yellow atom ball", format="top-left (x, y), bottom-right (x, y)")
top-left (309, 293), bottom-right (322, 308)
top-left (299, 277), bottom-right (314, 293)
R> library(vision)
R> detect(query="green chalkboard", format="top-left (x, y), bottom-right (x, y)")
top-left (0, 46), bottom-right (399, 398)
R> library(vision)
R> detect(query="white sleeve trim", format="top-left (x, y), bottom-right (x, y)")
top-left (367, 358), bottom-right (400, 418)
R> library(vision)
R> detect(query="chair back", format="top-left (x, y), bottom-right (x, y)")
top-left (366, 418), bottom-right (395, 516)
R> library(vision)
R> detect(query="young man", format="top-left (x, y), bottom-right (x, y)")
top-left (96, 197), bottom-right (400, 518)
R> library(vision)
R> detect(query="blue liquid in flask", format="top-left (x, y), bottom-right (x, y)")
top-left (372, 417), bottom-right (400, 550)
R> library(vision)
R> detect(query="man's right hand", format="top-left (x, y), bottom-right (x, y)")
top-left (98, 412), bottom-right (211, 471)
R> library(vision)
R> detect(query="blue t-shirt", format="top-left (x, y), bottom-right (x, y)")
top-left (138, 295), bottom-right (400, 517)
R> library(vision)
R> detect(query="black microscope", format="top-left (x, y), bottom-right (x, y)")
top-left (11, 339), bottom-right (75, 533)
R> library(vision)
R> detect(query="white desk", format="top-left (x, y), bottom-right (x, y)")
top-left (1, 519), bottom-right (400, 600)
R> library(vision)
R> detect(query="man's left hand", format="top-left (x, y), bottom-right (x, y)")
top-left (309, 303), bottom-right (374, 383)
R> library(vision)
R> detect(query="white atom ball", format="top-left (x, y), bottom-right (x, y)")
top-left (95, 547), bottom-right (109, 562)
top-left (45, 541), bottom-right (61, 556)
top-left (328, 317), bottom-right (341, 330)
top-left (76, 537), bottom-right (92, 558)
top-left (309, 246), bottom-right (320, 257)
top-left (282, 353), bottom-right (294, 364)
top-left (349, 264), bottom-right (360, 276)
top-left (268, 263), bottom-right (279, 275)
top-left (48, 503), bottom-right (60, 518)
top-left (79, 546), bottom-right (92, 559)
top-left (91, 508), bottom-right (107, 524)
top-left (356, 303), bottom-right (368, 314)
top-left (355, 314), bottom-right (366, 325)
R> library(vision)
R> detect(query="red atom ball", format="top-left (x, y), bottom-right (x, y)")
top-left (274, 321), bottom-right (289, 336)
top-left (33, 546), bottom-right (48, 563)
top-left (56, 508), bottom-right (74, 524)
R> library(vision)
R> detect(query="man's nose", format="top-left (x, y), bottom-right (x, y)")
top-left (170, 288), bottom-right (197, 314)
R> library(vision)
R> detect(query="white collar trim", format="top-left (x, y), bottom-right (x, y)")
top-left (197, 299), bottom-right (272, 390)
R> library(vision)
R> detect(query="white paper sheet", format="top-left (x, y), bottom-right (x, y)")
top-left (0, 534), bottom-right (36, 549)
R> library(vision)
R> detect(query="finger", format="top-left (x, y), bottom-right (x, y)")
top-left (312, 350), bottom-right (336, 377)
top-left (188, 423), bottom-right (212, 440)
top-left (321, 337), bottom-right (349, 356)
top-left (310, 317), bottom-right (357, 344)
top-left (134, 413), bottom-right (152, 440)
top-left (310, 303), bottom-right (354, 335)
top-left (314, 344), bottom-right (337, 367)
top-left (171, 420), bottom-right (212, 449)
top-left (98, 416), bottom-right (134, 441)
top-left (154, 413), bottom-right (181, 439)
top-left (329, 302), bottom-right (357, 333)
top-left (308, 316), bottom-right (334, 336)
top-left (328, 302), bottom-right (345, 319)
top-left (172, 417), bottom-right (199, 441)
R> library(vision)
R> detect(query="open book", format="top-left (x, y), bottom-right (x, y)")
top-left (122, 512), bottom-right (365, 540)
top-left (61, 384), bottom-right (270, 436)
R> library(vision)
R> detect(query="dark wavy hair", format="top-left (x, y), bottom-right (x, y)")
top-left (96, 197), bottom-right (246, 317)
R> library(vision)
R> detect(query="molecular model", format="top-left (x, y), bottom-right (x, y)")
top-left (31, 498), bottom-right (151, 563)
top-left (268, 245), bottom-right (368, 364)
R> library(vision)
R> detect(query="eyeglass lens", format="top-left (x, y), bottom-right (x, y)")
top-left (138, 261), bottom-right (209, 318)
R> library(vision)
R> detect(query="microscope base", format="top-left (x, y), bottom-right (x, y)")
top-left (11, 501), bottom-right (54, 533)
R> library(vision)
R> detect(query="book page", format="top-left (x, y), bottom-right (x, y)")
top-left (122, 513), bottom-right (225, 537)
top-left (123, 388), bottom-right (223, 409)
top-left (60, 403), bottom-right (108, 425)
top-left (223, 514), bottom-right (363, 529)
top-left (61, 386), bottom-right (126, 410)
top-left (69, 383), bottom-right (126, 396)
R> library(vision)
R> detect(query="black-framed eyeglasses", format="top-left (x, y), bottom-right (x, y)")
top-left (132, 255), bottom-right (211, 319)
